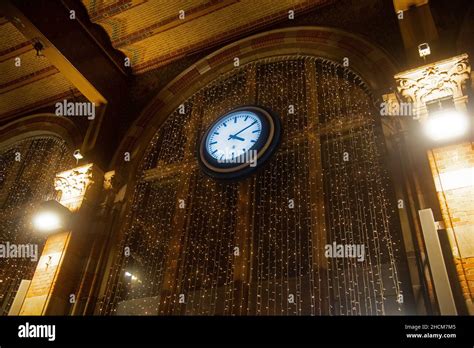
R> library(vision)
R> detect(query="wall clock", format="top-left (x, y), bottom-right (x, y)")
top-left (199, 106), bottom-right (281, 179)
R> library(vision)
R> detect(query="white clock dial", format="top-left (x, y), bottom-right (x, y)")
top-left (206, 111), bottom-right (262, 161)
top-left (199, 106), bottom-right (280, 179)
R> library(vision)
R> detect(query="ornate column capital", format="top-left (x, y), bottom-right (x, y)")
top-left (394, 54), bottom-right (471, 119)
top-left (54, 163), bottom-right (103, 211)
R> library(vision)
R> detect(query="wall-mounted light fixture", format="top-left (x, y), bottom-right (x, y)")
top-left (73, 149), bottom-right (84, 162)
top-left (423, 97), bottom-right (469, 142)
top-left (33, 41), bottom-right (44, 57)
top-left (125, 271), bottom-right (140, 282)
top-left (32, 200), bottom-right (71, 233)
top-left (418, 42), bottom-right (431, 58)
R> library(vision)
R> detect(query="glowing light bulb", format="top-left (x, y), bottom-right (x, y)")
top-left (424, 110), bottom-right (468, 141)
top-left (32, 211), bottom-right (62, 232)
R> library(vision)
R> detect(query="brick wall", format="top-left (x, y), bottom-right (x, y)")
top-left (428, 142), bottom-right (474, 305)
top-left (455, 257), bottom-right (474, 301)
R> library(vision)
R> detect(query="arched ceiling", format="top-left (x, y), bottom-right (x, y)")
top-left (81, 0), bottom-right (336, 73)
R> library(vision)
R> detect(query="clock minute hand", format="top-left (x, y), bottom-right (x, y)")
top-left (228, 121), bottom-right (257, 140)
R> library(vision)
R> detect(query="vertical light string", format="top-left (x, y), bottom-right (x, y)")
top-left (0, 137), bottom-right (73, 315)
top-left (306, 57), bottom-right (322, 315)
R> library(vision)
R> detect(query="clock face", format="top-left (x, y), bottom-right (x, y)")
top-left (206, 111), bottom-right (262, 162)
top-left (199, 106), bottom-right (280, 179)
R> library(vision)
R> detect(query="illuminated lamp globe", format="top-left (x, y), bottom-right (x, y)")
top-left (424, 110), bottom-right (468, 141)
top-left (32, 200), bottom-right (71, 233)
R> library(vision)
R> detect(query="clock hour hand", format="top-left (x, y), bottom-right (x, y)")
top-left (228, 120), bottom-right (257, 140)
top-left (228, 134), bottom-right (245, 141)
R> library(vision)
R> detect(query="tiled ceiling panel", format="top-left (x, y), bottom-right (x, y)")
top-left (0, 21), bottom-right (28, 52)
top-left (0, 20), bottom-right (80, 121)
top-left (1, 69), bottom-right (78, 119)
top-left (82, 0), bottom-right (334, 73)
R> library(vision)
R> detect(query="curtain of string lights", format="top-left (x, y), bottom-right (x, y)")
top-left (0, 136), bottom-right (73, 315)
top-left (100, 56), bottom-right (407, 316)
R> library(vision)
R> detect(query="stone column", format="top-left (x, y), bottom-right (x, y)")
top-left (19, 163), bottom-right (103, 315)
top-left (393, 54), bottom-right (473, 314)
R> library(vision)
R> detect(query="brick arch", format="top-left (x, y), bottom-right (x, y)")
top-left (0, 113), bottom-right (82, 151)
top-left (114, 26), bottom-right (398, 178)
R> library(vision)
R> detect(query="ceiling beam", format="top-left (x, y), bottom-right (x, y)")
top-left (1, 1), bottom-right (107, 105)
top-left (0, 0), bottom-right (134, 168)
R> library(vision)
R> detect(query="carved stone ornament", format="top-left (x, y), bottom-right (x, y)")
top-left (54, 163), bottom-right (95, 211)
top-left (394, 54), bottom-right (471, 119)
top-left (103, 170), bottom-right (115, 190)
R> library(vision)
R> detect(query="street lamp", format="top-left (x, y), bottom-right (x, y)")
top-left (32, 200), bottom-right (71, 233)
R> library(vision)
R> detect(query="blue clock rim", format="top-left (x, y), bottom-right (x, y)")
top-left (198, 105), bottom-right (281, 180)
